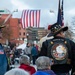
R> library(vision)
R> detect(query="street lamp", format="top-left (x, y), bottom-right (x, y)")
top-left (3, 9), bottom-right (18, 25)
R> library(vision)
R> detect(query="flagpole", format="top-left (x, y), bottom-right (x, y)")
top-left (57, 0), bottom-right (62, 26)
top-left (61, 0), bottom-right (64, 26)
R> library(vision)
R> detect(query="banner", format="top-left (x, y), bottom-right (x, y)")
top-left (21, 10), bottom-right (40, 29)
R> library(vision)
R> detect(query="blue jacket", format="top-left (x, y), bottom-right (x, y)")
top-left (31, 47), bottom-right (38, 56)
top-left (33, 70), bottom-right (56, 75)
top-left (0, 43), bottom-right (8, 75)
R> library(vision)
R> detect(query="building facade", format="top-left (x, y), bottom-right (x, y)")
top-left (0, 14), bottom-right (20, 46)
top-left (0, 13), bottom-right (49, 46)
top-left (26, 27), bottom-right (49, 44)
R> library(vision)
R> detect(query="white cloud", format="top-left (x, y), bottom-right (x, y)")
top-left (68, 9), bottom-right (75, 16)
top-left (11, 0), bottom-right (31, 10)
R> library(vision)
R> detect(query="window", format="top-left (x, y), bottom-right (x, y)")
top-left (19, 32), bottom-right (21, 35)
top-left (23, 32), bottom-right (25, 35)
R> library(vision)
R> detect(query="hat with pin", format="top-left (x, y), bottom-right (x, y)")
top-left (49, 22), bottom-right (68, 36)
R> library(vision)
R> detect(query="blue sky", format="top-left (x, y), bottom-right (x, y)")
top-left (0, 0), bottom-right (75, 28)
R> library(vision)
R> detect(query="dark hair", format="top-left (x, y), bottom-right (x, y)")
top-left (26, 43), bottom-right (29, 46)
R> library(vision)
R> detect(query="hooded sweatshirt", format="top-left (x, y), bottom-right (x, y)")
top-left (19, 64), bottom-right (36, 75)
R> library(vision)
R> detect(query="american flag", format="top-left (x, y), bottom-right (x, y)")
top-left (61, 0), bottom-right (64, 26)
top-left (0, 50), bottom-right (4, 54)
top-left (36, 10), bottom-right (40, 28)
top-left (57, 0), bottom-right (64, 26)
top-left (21, 10), bottom-right (40, 29)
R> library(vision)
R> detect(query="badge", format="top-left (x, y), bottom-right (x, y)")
top-left (51, 43), bottom-right (68, 60)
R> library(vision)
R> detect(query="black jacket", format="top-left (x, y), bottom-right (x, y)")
top-left (39, 36), bottom-right (75, 74)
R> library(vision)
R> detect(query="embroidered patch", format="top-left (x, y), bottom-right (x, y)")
top-left (51, 43), bottom-right (68, 60)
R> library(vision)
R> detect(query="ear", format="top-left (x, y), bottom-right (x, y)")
top-left (48, 66), bottom-right (51, 70)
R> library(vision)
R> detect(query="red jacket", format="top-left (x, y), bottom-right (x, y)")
top-left (19, 64), bottom-right (36, 75)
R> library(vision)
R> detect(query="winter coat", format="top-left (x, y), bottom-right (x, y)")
top-left (19, 64), bottom-right (36, 75)
top-left (31, 47), bottom-right (38, 56)
top-left (39, 36), bottom-right (75, 74)
top-left (0, 43), bottom-right (8, 75)
top-left (33, 70), bottom-right (56, 75)
top-left (24, 46), bottom-right (31, 55)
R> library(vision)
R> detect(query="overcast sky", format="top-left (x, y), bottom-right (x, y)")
top-left (0, 0), bottom-right (75, 28)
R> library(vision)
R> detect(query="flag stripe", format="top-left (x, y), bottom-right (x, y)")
top-left (21, 10), bottom-right (40, 28)
top-left (21, 10), bottom-right (24, 28)
top-left (37, 10), bottom-right (40, 27)
top-left (21, 10), bottom-right (25, 28)
top-left (31, 10), bottom-right (34, 27)
top-left (39, 10), bottom-right (40, 27)
top-left (26, 10), bottom-right (29, 28)
top-left (24, 10), bottom-right (26, 28)
top-left (32, 10), bottom-right (34, 27)
top-left (36, 10), bottom-right (37, 27)
top-left (29, 10), bottom-right (31, 27)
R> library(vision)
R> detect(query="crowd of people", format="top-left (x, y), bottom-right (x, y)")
top-left (0, 22), bottom-right (75, 75)
top-left (4, 55), bottom-right (56, 75)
